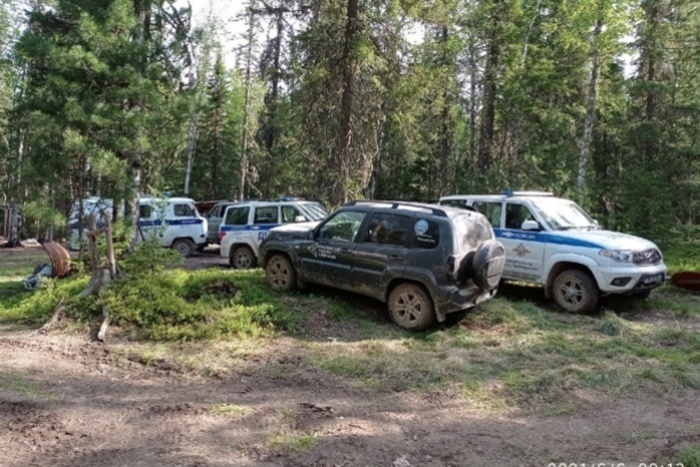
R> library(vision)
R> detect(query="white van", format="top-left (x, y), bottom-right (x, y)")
top-left (69, 196), bottom-right (207, 256)
top-left (439, 191), bottom-right (668, 313)
top-left (68, 197), bottom-right (117, 250)
top-left (137, 196), bottom-right (208, 256)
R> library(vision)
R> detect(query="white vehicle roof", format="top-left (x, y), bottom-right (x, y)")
top-left (232, 200), bottom-right (318, 207)
top-left (440, 191), bottom-right (555, 202)
top-left (140, 196), bottom-right (195, 204)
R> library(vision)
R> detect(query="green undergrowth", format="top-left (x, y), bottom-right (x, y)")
top-left (306, 296), bottom-right (700, 409)
top-left (676, 446), bottom-right (700, 467)
top-left (3, 240), bottom-right (700, 413)
top-left (93, 268), bottom-right (291, 340)
top-left (661, 241), bottom-right (700, 274)
top-left (0, 241), bottom-right (301, 340)
top-left (1, 266), bottom-right (295, 341)
top-left (0, 274), bottom-right (89, 324)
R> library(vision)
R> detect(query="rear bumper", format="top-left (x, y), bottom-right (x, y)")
top-left (433, 283), bottom-right (497, 321)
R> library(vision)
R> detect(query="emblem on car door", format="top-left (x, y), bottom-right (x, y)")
top-left (512, 243), bottom-right (531, 257)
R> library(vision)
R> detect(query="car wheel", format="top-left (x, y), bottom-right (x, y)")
top-left (230, 246), bottom-right (256, 269)
top-left (172, 239), bottom-right (195, 257)
top-left (266, 254), bottom-right (297, 291)
top-left (388, 283), bottom-right (436, 331)
top-left (552, 269), bottom-right (599, 313)
top-left (471, 240), bottom-right (506, 291)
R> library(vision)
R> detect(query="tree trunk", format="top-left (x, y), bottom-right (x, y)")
top-left (438, 26), bottom-right (454, 198)
top-left (238, 0), bottom-right (257, 201)
top-left (129, 158), bottom-right (142, 248)
top-left (334, 0), bottom-right (359, 205)
top-left (576, 17), bottom-right (603, 200)
top-left (183, 110), bottom-right (200, 195)
top-left (478, 9), bottom-right (500, 175)
top-left (6, 203), bottom-right (21, 247)
top-left (468, 42), bottom-right (478, 173)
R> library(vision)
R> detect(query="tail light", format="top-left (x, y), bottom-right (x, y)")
top-left (219, 231), bottom-right (226, 241)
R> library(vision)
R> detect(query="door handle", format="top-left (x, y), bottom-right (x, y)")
top-left (340, 248), bottom-right (351, 254)
top-left (388, 254), bottom-right (403, 261)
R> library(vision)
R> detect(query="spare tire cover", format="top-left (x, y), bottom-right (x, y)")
top-left (470, 240), bottom-right (506, 290)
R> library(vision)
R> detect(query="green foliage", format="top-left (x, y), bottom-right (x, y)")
top-left (93, 269), bottom-right (291, 341)
top-left (677, 446), bottom-right (700, 467)
top-left (119, 239), bottom-right (183, 276)
top-left (0, 276), bottom-right (89, 324)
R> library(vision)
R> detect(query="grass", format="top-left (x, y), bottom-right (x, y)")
top-left (677, 446), bottom-right (700, 467)
top-left (301, 294), bottom-right (700, 410)
top-left (0, 371), bottom-right (55, 400)
top-left (209, 403), bottom-right (251, 417)
top-left (269, 431), bottom-right (318, 452)
top-left (1, 241), bottom-right (699, 415)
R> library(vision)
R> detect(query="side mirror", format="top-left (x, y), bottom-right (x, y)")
top-left (307, 230), bottom-right (315, 240)
top-left (521, 219), bottom-right (540, 231)
top-left (294, 215), bottom-right (307, 223)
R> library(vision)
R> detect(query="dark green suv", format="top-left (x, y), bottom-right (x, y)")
top-left (258, 201), bottom-right (506, 331)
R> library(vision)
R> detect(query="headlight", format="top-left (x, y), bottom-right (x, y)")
top-left (599, 249), bottom-right (634, 263)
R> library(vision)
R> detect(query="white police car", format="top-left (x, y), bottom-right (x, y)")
top-left (69, 196), bottom-right (207, 257)
top-left (439, 191), bottom-right (668, 313)
top-left (138, 196), bottom-right (208, 256)
top-left (219, 200), bottom-right (328, 269)
top-left (68, 197), bottom-right (118, 250)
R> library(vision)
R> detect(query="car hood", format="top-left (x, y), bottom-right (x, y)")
top-left (267, 221), bottom-right (320, 240)
top-left (554, 229), bottom-right (659, 251)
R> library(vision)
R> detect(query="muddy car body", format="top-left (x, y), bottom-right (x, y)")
top-left (259, 201), bottom-right (506, 331)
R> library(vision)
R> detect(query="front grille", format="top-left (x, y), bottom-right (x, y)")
top-left (633, 248), bottom-right (661, 266)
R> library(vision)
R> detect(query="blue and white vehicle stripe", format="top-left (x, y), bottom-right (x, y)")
top-left (493, 229), bottom-right (604, 249)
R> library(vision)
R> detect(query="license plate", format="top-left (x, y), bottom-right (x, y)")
top-left (641, 273), bottom-right (664, 286)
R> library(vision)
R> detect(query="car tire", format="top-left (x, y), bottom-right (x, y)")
top-left (266, 254), bottom-right (297, 292)
top-left (552, 269), bottom-right (600, 313)
top-left (172, 238), bottom-right (196, 257)
top-left (230, 246), bottom-right (256, 269)
top-left (388, 283), bottom-right (436, 331)
top-left (471, 240), bottom-right (506, 291)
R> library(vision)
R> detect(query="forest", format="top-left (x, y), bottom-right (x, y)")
top-left (0, 0), bottom-right (698, 244)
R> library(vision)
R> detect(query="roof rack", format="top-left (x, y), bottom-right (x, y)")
top-left (500, 190), bottom-right (554, 197)
top-left (344, 200), bottom-right (448, 218)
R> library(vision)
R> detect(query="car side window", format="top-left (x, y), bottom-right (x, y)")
top-left (254, 206), bottom-right (279, 224)
top-left (225, 206), bottom-right (250, 225)
top-left (139, 205), bottom-right (153, 219)
top-left (174, 204), bottom-right (195, 217)
top-left (281, 205), bottom-right (304, 223)
top-left (209, 205), bottom-right (222, 218)
top-left (363, 213), bottom-right (410, 247)
top-left (472, 201), bottom-right (502, 228)
top-left (411, 218), bottom-right (440, 249)
top-left (318, 211), bottom-right (366, 243)
top-left (505, 203), bottom-right (535, 230)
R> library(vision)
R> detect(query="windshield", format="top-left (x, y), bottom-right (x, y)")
top-left (299, 202), bottom-right (328, 221)
top-left (530, 198), bottom-right (597, 231)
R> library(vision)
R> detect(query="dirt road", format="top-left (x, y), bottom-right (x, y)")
top-left (1, 325), bottom-right (699, 467)
top-left (2, 246), bottom-right (699, 466)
